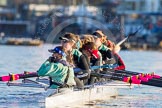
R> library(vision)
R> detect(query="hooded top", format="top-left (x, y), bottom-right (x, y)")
top-left (37, 60), bottom-right (76, 89)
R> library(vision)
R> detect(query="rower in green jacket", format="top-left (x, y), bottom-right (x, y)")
top-left (37, 46), bottom-right (76, 89)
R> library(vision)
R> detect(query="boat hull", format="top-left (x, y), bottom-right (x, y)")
top-left (45, 81), bottom-right (131, 107)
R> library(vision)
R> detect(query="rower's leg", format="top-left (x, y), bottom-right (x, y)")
top-left (74, 77), bottom-right (84, 89)
top-left (87, 76), bottom-right (97, 85)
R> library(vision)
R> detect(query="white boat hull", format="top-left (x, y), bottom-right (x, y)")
top-left (45, 81), bottom-right (132, 108)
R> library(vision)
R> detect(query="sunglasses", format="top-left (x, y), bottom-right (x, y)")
top-left (62, 40), bottom-right (70, 43)
top-left (92, 32), bottom-right (102, 38)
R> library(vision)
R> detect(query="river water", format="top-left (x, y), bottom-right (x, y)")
top-left (0, 44), bottom-right (162, 108)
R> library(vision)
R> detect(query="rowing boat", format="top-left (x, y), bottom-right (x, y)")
top-left (2, 67), bottom-right (162, 107)
top-left (45, 81), bottom-right (133, 108)
top-left (7, 77), bottom-right (133, 107)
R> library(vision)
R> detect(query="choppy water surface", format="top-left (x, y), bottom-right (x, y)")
top-left (0, 44), bottom-right (162, 108)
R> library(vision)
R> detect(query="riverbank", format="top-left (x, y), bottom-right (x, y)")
top-left (0, 38), bottom-right (43, 46)
top-left (123, 42), bottom-right (162, 52)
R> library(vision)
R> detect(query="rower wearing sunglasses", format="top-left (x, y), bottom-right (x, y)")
top-left (59, 33), bottom-right (90, 88)
top-left (37, 46), bottom-right (76, 89)
top-left (92, 30), bottom-right (115, 65)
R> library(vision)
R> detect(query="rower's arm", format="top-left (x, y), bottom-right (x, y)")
top-left (106, 49), bottom-right (113, 59)
top-left (99, 44), bottom-right (113, 59)
top-left (114, 53), bottom-right (126, 70)
top-left (37, 60), bottom-right (68, 76)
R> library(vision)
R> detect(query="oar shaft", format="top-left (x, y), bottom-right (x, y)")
top-left (91, 72), bottom-right (141, 84)
top-left (91, 72), bottom-right (123, 81)
top-left (0, 64), bottom-right (115, 82)
top-left (18, 72), bottom-right (38, 79)
top-left (116, 27), bottom-right (142, 46)
top-left (116, 70), bottom-right (139, 75)
top-left (116, 70), bottom-right (162, 80)
top-left (140, 81), bottom-right (162, 88)
top-left (144, 78), bottom-right (162, 84)
top-left (74, 64), bottom-right (115, 73)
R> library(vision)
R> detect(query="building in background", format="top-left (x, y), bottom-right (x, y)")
top-left (116, 0), bottom-right (162, 45)
top-left (0, 0), bottom-right (162, 45)
top-left (0, 0), bottom-right (106, 40)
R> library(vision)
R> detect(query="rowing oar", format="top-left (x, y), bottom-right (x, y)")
top-left (0, 64), bottom-right (116, 82)
top-left (114, 26), bottom-right (142, 53)
top-left (120, 70), bottom-right (162, 85)
top-left (116, 70), bottom-right (162, 88)
top-left (116, 26), bottom-right (142, 46)
top-left (116, 70), bottom-right (161, 79)
top-left (103, 70), bottom-right (148, 82)
top-left (91, 70), bottom-right (162, 87)
top-left (91, 72), bottom-right (141, 84)
top-left (74, 64), bottom-right (116, 73)
top-left (0, 72), bottom-right (38, 82)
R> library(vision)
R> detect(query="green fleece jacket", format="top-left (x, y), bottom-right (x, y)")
top-left (37, 60), bottom-right (76, 89)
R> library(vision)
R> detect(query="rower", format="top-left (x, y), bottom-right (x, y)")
top-left (106, 40), bottom-right (126, 70)
top-left (80, 34), bottom-right (95, 45)
top-left (80, 34), bottom-right (102, 66)
top-left (80, 42), bottom-right (101, 84)
top-left (96, 30), bottom-right (125, 71)
top-left (37, 46), bottom-right (76, 89)
top-left (92, 30), bottom-right (115, 65)
top-left (59, 33), bottom-right (91, 88)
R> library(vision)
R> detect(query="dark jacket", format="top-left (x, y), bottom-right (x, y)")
top-left (72, 49), bottom-right (90, 79)
top-left (98, 44), bottom-right (113, 61)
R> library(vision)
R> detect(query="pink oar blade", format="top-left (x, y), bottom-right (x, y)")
top-left (123, 77), bottom-right (130, 83)
top-left (1, 74), bottom-right (19, 82)
top-left (139, 76), bottom-right (149, 82)
top-left (1, 76), bottom-right (11, 82)
top-left (131, 78), bottom-right (141, 84)
top-left (152, 75), bottom-right (161, 79)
